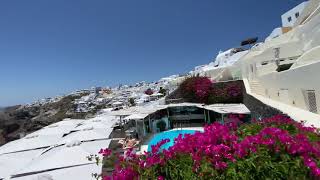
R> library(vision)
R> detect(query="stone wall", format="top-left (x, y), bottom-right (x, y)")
top-left (243, 92), bottom-right (285, 120)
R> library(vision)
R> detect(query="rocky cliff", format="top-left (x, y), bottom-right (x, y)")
top-left (0, 93), bottom-right (95, 144)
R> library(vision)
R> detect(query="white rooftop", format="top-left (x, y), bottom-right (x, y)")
top-left (0, 135), bottom-right (61, 155)
top-left (124, 113), bottom-right (149, 120)
top-left (204, 104), bottom-right (251, 114)
top-left (0, 149), bottom-right (45, 179)
top-left (15, 144), bottom-right (94, 175)
top-left (58, 129), bottom-right (112, 144)
top-left (13, 139), bottom-right (110, 178)
top-left (12, 163), bottom-right (102, 180)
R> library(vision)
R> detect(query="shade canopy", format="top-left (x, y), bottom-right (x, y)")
top-left (0, 149), bottom-right (45, 179)
top-left (26, 125), bottom-right (75, 137)
top-left (46, 119), bottom-right (84, 128)
top-left (58, 129), bottom-right (112, 144)
top-left (13, 163), bottom-right (102, 180)
top-left (167, 102), bottom-right (204, 108)
top-left (80, 115), bottom-right (117, 128)
top-left (0, 135), bottom-right (61, 154)
top-left (204, 104), bottom-right (250, 114)
top-left (124, 113), bottom-right (149, 120)
top-left (73, 122), bottom-right (111, 131)
top-left (15, 144), bottom-right (94, 175)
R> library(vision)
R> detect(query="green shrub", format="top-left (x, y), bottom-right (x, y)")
top-left (129, 98), bottom-right (135, 106)
top-left (158, 87), bottom-right (167, 96)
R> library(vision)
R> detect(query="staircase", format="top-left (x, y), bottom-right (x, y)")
top-left (249, 80), bottom-right (265, 96)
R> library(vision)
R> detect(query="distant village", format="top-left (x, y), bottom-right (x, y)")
top-left (23, 75), bottom-right (184, 114)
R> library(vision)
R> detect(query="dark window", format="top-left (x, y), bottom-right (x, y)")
top-left (288, 16), bottom-right (292, 22)
top-left (295, 12), bottom-right (300, 18)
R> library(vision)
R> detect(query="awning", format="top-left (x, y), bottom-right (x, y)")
top-left (109, 107), bottom-right (138, 116)
top-left (12, 163), bottom-right (102, 180)
top-left (14, 144), bottom-right (95, 175)
top-left (0, 149), bottom-right (45, 179)
top-left (167, 102), bottom-right (204, 108)
top-left (73, 122), bottom-right (111, 131)
top-left (137, 105), bottom-right (167, 114)
top-left (124, 113), bottom-right (149, 120)
top-left (58, 128), bottom-right (112, 144)
top-left (204, 104), bottom-right (250, 114)
top-left (0, 135), bottom-right (62, 155)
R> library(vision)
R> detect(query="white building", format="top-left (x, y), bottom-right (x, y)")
top-left (266, 1), bottom-right (310, 42)
top-left (281, 1), bottom-right (308, 27)
top-left (241, 0), bottom-right (320, 127)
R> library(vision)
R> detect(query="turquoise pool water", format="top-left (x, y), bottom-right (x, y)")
top-left (147, 129), bottom-right (197, 152)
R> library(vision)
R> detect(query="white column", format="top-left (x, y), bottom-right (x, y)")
top-left (166, 108), bottom-right (170, 129)
top-left (142, 118), bottom-right (146, 136)
top-left (221, 114), bottom-right (224, 124)
top-left (207, 110), bottom-right (211, 123)
top-left (149, 115), bottom-right (153, 133)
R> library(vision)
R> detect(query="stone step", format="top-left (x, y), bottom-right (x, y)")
top-left (249, 81), bottom-right (265, 95)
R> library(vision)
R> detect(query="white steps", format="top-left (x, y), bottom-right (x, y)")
top-left (249, 80), bottom-right (265, 96)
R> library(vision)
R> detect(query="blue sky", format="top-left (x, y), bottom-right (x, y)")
top-left (0, 0), bottom-right (304, 106)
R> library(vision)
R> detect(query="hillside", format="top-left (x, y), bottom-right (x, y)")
top-left (0, 93), bottom-right (96, 144)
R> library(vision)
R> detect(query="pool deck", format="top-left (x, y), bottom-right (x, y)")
top-left (137, 127), bottom-right (204, 155)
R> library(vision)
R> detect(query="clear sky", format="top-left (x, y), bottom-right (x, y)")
top-left (0, 0), bottom-right (304, 106)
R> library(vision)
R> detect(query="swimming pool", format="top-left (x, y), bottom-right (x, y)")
top-left (147, 129), bottom-right (197, 152)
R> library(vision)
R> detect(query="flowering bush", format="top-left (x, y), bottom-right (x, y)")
top-left (179, 76), bottom-right (213, 103)
top-left (178, 77), bottom-right (243, 104)
top-left (145, 88), bottom-right (154, 95)
top-left (208, 81), bottom-right (243, 104)
top-left (98, 115), bottom-right (320, 179)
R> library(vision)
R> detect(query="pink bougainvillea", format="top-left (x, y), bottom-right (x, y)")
top-left (178, 76), bottom-right (243, 104)
top-left (180, 76), bottom-right (213, 103)
top-left (144, 88), bottom-right (154, 95)
top-left (99, 148), bottom-right (112, 157)
top-left (100, 115), bottom-right (320, 179)
top-left (193, 77), bottom-right (213, 101)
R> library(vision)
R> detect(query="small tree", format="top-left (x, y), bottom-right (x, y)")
top-left (158, 87), bottom-right (167, 96)
top-left (129, 98), bottom-right (135, 106)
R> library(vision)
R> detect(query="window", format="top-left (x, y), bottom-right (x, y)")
top-left (307, 90), bottom-right (318, 113)
top-left (295, 12), bottom-right (299, 18)
top-left (273, 48), bottom-right (280, 59)
top-left (288, 16), bottom-right (292, 22)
